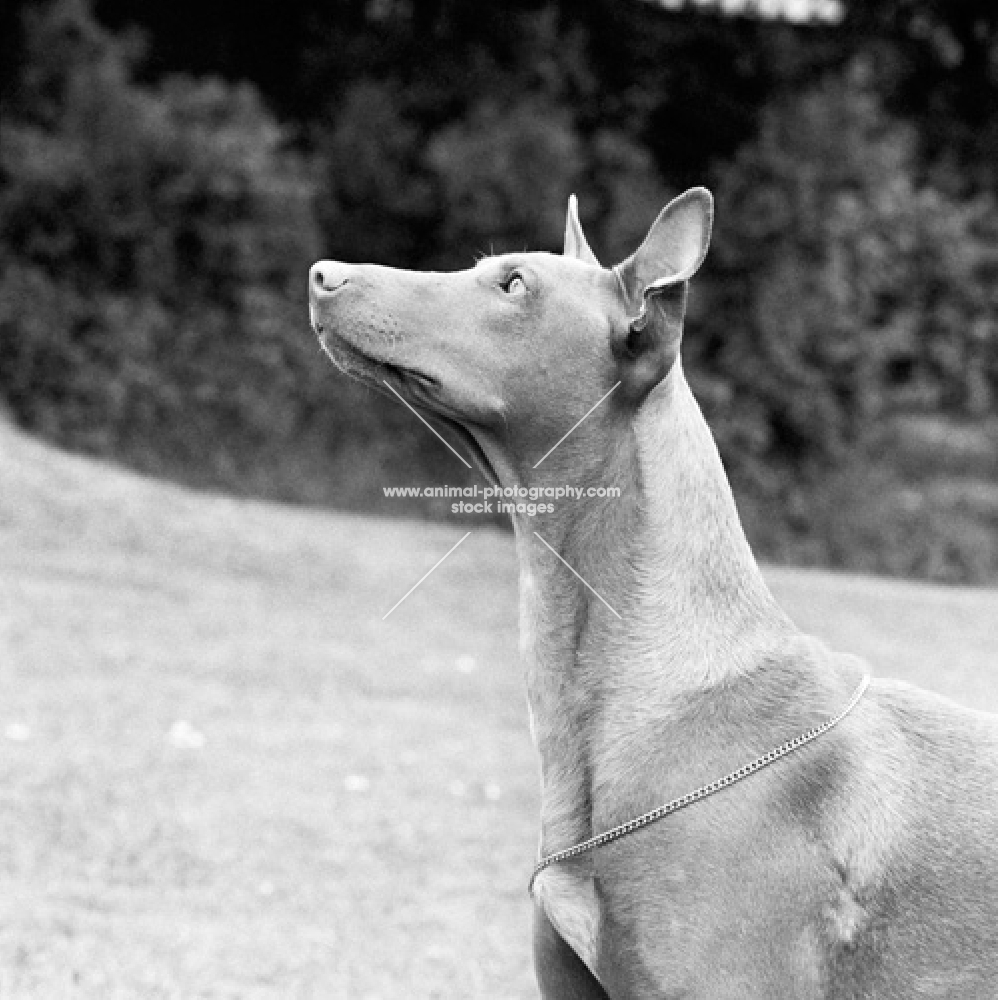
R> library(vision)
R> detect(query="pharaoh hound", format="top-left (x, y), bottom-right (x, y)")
top-left (308, 190), bottom-right (998, 998)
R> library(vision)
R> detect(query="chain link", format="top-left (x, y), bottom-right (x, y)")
top-left (529, 673), bottom-right (871, 893)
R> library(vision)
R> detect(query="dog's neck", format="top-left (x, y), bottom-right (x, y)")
top-left (506, 364), bottom-right (796, 852)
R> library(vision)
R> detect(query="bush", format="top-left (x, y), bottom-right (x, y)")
top-left (693, 60), bottom-right (998, 578)
top-left (0, 0), bottom-right (325, 486)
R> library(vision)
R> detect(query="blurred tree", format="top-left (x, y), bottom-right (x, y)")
top-left (77, 0), bottom-right (840, 187)
top-left (693, 59), bottom-right (998, 576)
top-left (0, 0), bottom-right (324, 483)
top-left (703, 60), bottom-right (997, 461)
top-left (841, 0), bottom-right (998, 189)
top-left (21, 0), bottom-right (984, 199)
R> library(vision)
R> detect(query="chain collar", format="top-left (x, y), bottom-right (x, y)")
top-left (529, 673), bottom-right (871, 894)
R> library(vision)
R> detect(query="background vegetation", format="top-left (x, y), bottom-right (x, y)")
top-left (2, 0), bottom-right (997, 581)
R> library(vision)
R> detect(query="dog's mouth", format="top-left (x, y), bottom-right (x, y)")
top-left (315, 326), bottom-right (421, 391)
top-left (422, 407), bottom-right (501, 487)
top-left (383, 360), bottom-right (436, 393)
top-left (316, 329), bottom-right (501, 487)
top-left (385, 368), bottom-right (502, 488)
top-left (317, 330), bottom-right (437, 398)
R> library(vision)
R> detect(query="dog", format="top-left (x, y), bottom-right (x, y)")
top-left (309, 189), bottom-right (998, 998)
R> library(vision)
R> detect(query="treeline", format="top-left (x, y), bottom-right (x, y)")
top-left (1, 0), bottom-right (997, 580)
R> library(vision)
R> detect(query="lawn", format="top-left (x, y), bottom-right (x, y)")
top-left (1, 421), bottom-right (995, 998)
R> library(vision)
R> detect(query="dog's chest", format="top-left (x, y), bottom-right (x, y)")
top-left (531, 866), bottom-right (601, 976)
top-left (535, 820), bottom-right (844, 999)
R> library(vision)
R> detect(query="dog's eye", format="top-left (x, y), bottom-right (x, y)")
top-left (501, 271), bottom-right (526, 295)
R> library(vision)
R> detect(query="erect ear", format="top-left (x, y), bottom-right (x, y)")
top-left (612, 187), bottom-right (713, 397)
top-left (563, 194), bottom-right (600, 266)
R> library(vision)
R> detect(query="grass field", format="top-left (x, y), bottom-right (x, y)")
top-left (1, 421), bottom-right (996, 999)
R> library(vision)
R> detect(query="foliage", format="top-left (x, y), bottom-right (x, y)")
top-left (0, 0), bottom-right (328, 485)
top-left (840, 0), bottom-right (998, 189)
top-left (2, 0), bottom-right (997, 581)
top-left (694, 63), bottom-right (998, 577)
top-left (701, 65), bottom-right (997, 466)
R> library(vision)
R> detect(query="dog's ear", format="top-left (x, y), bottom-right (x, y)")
top-left (612, 187), bottom-right (713, 396)
top-left (563, 194), bottom-right (600, 266)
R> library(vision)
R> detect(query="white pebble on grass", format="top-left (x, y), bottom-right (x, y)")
top-left (454, 655), bottom-right (477, 673)
top-left (167, 720), bottom-right (205, 749)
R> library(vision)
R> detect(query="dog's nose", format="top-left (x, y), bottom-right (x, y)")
top-left (310, 261), bottom-right (352, 300)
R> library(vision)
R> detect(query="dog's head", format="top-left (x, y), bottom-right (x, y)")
top-left (309, 189), bottom-right (713, 481)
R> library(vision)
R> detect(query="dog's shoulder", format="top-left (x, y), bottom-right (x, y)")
top-left (814, 667), bottom-right (998, 990)
top-left (861, 674), bottom-right (998, 791)
top-left (821, 664), bottom-right (998, 856)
